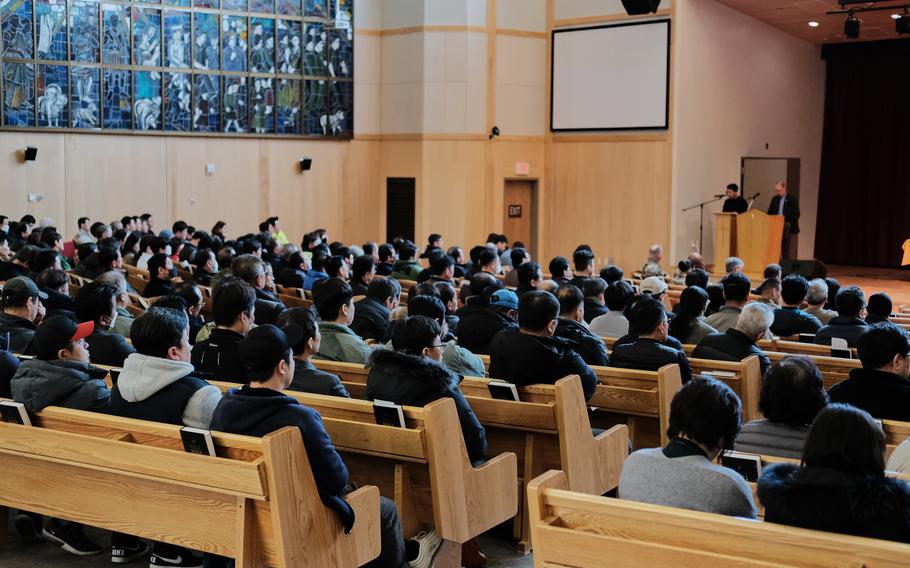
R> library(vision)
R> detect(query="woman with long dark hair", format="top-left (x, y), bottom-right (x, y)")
top-left (667, 286), bottom-right (715, 345)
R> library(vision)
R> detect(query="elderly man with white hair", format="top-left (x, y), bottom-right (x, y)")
top-left (804, 278), bottom-right (837, 325)
top-left (692, 302), bottom-right (773, 377)
top-left (641, 244), bottom-right (664, 278)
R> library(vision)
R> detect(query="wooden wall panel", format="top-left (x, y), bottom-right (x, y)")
top-left (418, 140), bottom-right (488, 248)
top-left (0, 132), bottom-right (66, 228)
top-left (342, 140), bottom-right (383, 246)
top-left (550, 139), bottom-right (672, 272)
top-left (65, 134), bottom-right (168, 230)
top-left (166, 137), bottom-right (261, 240)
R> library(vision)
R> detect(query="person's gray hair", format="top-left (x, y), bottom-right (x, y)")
top-left (736, 302), bottom-right (774, 338)
top-left (806, 278), bottom-right (828, 306)
top-left (349, 245), bottom-right (364, 258)
top-left (537, 279), bottom-right (560, 294)
top-left (95, 270), bottom-right (128, 295)
top-left (725, 257), bottom-right (744, 274)
top-left (231, 254), bottom-right (265, 284)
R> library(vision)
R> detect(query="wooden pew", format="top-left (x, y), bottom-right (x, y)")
top-left (0, 404), bottom-right (381, 567)
top-left (688, 356), bottom-right (762, 422)
top-left (209, 383), bottom-right (519, 565)
top-left (527, 469), bottom-right (910, 567)
top-left (308, 360), bottom-right (628, 551)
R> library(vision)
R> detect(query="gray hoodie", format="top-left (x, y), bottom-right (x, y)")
top-left (114, 353), bottom-right (222, 429)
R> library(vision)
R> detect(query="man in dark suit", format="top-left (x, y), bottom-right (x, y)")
top-left (722, 183), bottom-right (748, 214)
top-left (767, 181), bottom-right (800, 260)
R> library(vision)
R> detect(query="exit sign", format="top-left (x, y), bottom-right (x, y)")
top-left (515, 162), bottom-right (530, 176)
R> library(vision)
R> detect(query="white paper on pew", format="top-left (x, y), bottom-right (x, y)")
top-left (832, 338), bottom-right (849, 351)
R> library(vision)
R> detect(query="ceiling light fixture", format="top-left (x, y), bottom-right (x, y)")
top-left (808, 21), bottom-right (820, 27)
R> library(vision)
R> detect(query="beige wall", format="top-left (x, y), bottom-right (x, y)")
top-left (671, 0), bottom-right (826, 267)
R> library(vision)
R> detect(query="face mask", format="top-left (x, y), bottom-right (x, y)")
top-left (168, 268), bottom-right (178, 278)
top-left (164, 245), bottom-right (172, 256)
top-left (211, 261), bottom-right (219, 272)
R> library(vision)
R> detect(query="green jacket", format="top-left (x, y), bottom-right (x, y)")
top-left (381, 338), bottom-right (485, 378)
top-left (314, 322), bottom-right (374, 365)
top-left (112, 307), bottom-right (134, 339)
top-left (390, 260), bottom-right (422, 281)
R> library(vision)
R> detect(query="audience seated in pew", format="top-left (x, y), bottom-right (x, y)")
top-left (554, 285), bottom-right (609, 366)
top-left (365, 315), bottom-right (487, 467)
top-left (275, 307), bottom-right (350, 397)
top-left (95, 271), bottom-right (136, 338)
top-left (75, 281), bottom-right (136, 367)
top-left (693, 303), bottom-right (773, 377)
top-left (671, 259), bottom-right (690, 286)
top-left (142, 253), bottom-right (176, 298)
top-left (191, 277), bottom-right (255, 382)
top-left (548, 255), bottom-right (571, 286)
top-left (404, 295), bottom-right (485, 378)
top-left (599, 264), bottom-right (624, 285)
top-left (502, 247), bottom-right (529, 288)
top-left (804, 277), bottom-right (837, 324)
top-left (866, 292), bottom-right (894, 324)
top-left (815, 285), bottom-right (869, 347)
top-left (568, 247), bottom-right (595, 290)
top-left (390, 241), bottom-right (422, 281)
top-left (640, 244), bottom-right (664, 279)
top-left (489, 290), bottom-right (597, 400)
top-left (455, 277), bottom-right (517, 355)
top-left (276, 250), bottom-right (309, 289)
top-left (232, 253), bottom-right (287, 325)
top-left (10, 316), bottom-right (142, 559)
top-left (303, 248), bottom-right (331, 291)
top-left (313, 278), bottom-right (374, 365)
top-left (704, 272), bottom-right (752, 334)
top-left (419, 233), bottom-right (444, 260)
top-left (581, 278), bottom-right (609, 323)
top-left (191, 248), bottom-right (216, 288)
top-left (350, 277), bottom-right (401, 342)
top-left (351, 254), bottom-right (377, 296)
top-left (667, 285), bottom-right (716, 345)
top-left (0, 247), bottom-right (34, 281)
top-left (734, 356), bottom-right (829, 459)
top-left (36, 268), bottom-right (77, 322)
top-left (171, 282), bottom-right (207, 342)
top-left (753, 277), bottom-right (782, 309)
top-left (211, 323), bottom-right (414, 568)
top-left (638, 276), bottom-right (670, 312)
top-left (828, 322), bottom-right (910, 421)
top-left (771, 274), bottom-right (822, 337)
top-left (611, 296), bottom-right (693, 384)
top-left (0, 276), bottom-right (46, 354)
top-left (375, 243), bottom-right (397, 277)
top-left (758, 404), bottom-right (910, 543)
top-left (108, 306), bottom-right (223, 567)
top-left (515, 261), bottom-right (542, 297)
top-left (685, 267), bottom-right (710, 290)
top-left (619, 376), bottom-right (757, 518)
top-left (433, 281), bottom-right (460, 334)
top-left (589, 280), bottom-right (634, 337)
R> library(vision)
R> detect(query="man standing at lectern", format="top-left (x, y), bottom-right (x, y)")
top-left (767, 181), bottom-right (800, 260)
top-left (722, 183), bottom-right (748, 214)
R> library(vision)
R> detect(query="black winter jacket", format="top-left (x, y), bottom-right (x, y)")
top-left (611, 337), bottom-right (693, 384)
top-left (828, 368), bottom-right (910, 422)
top-left (814, 316), bottom-right (868, 348)
top-left (554, 319), bottom-right (609, 367)
top-left (758, 462), bottom-right (910, 543)
top-left (41, 287), bottom-right (77, 323)
top-left (583, 299), bottom-right (609, 324)
top-left (489, 329), bottom-right (597, 400)
top-left (350, 297), bottom-right (391, 342)
top-left (86, 329), bottom-right (136, 367)
top-left (692, 328), bottom-right (771, 377)
top-left (192, 328), bottom-right (247, 383)
top-left (364, 349), bottom-right (487, 466)
top-left (211, 386), bottom-right (355, 531)
top-left (11, 358), bottom-right (110, 412)
top-left (455, 298), bottom-right (517, 355)
top-left (0, 312), bottom-right (36, 354)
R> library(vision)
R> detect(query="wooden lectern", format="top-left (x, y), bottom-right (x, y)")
top-left (714, 211), bottom-right (785, 275)
top-left (736, 210), bottom-right (785, 273)
top-left (714, 213), bottom-right (737, 264)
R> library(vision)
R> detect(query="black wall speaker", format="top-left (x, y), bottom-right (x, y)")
top-left (299, 157), bottom-right (312, 171)
top-left (24, 147), bottom-right (37, 161)
top-left (621, 0), bottom-right (662, 15)
top-left (781, 259), bottom-right (828, 280)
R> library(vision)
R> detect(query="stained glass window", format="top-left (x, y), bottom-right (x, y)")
top-left (1, 0), bottom-right (353, 137)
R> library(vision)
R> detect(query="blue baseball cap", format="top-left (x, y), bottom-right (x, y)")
top-left (489, 289), bottom-right (519, 310)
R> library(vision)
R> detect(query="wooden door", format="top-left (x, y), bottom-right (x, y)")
top-left (503, 181), bottom-right (536, 255)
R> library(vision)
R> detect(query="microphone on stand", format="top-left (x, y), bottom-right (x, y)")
top-left (713, 194), bottom-right (725, 199)
top-left (749, 192), bottom-right (761, 200)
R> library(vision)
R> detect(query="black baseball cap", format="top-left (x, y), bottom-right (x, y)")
top-left (33, 316), bottom-right (94, 360)
top-left (238, 324), bottom-right (303, 374)
top-left (2, 276), bottom-right (48, 302)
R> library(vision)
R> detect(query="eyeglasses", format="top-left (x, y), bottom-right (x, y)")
top-left (426, 344), bottom-right (445, 351)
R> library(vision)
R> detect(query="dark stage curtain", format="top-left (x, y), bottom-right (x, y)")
top-left (815, 39), bottom-right (910, 268)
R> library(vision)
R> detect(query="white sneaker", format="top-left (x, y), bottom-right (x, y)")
top-left (407, 530), bottom-right (442, 568)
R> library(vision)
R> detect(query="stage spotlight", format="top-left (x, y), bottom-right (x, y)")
top-left (620, 0), bottom-right (661, 16)
top-left (897, 12), bottom-right (910, 35)
top-left (844, 13), bottom-right (860, 39)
